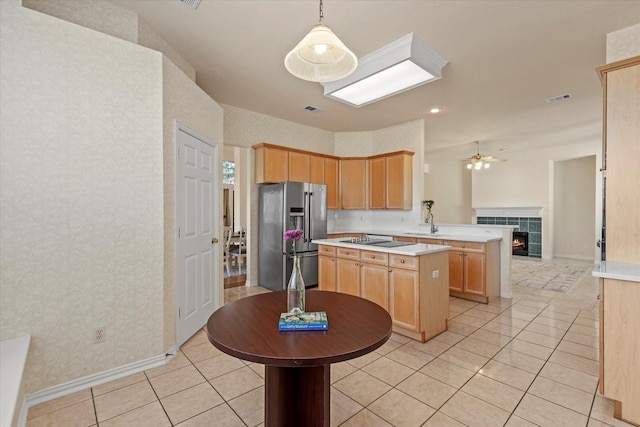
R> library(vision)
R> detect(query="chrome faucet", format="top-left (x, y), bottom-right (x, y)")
top-left (427, 211), bottom-right (438, 234)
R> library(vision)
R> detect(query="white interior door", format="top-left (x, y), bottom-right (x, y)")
top-left (176, 125), bottom-right (220, 347)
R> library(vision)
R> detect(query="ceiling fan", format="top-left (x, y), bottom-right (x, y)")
top-left (463, 141), bottom-right (506, 170)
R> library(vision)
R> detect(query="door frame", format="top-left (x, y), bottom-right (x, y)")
top-left (175, 121), bottom-right (221, 348)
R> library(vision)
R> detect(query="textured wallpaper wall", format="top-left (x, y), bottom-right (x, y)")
top-left (0, 1), bottom-right (165, 393)
top-left (162, 56), bottom-right (224, 349)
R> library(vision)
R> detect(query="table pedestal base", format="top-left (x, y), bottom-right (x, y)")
top-left (265, 365), bottom-right (330, 427)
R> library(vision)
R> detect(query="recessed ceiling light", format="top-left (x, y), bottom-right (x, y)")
top-left (429, 107), bottom-right (441, 114)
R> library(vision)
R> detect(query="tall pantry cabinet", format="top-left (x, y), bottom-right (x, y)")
top-left (596, 55), bottom-right (640, 427)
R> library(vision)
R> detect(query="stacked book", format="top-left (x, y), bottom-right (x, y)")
top-left (278, 311), bottom-right (328, 331)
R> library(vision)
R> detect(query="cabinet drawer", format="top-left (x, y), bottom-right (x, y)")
top-left (319, 245), bottom-right (336, 256)
top-left (389, 254), bottom-right (418, 270)
top-left (418, 238), bottom-right (443, 245)
top-left (394, 236), bottom-right (417, 243)
top-left (337, 247), bottom-right (360, 261)
top-left (444, 240), bottom-right (486, 252)
top-left (360, 250), bottom-right (388, 266)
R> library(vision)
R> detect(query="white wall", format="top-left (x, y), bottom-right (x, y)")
top-left (1, 1), bottom-right (164, 393)
top-left (553, 156), bottom-right (597, 259)
top-left (0, 0), bottom-right (224, 396)
top-left (424, 161), bottom-right (473, 224)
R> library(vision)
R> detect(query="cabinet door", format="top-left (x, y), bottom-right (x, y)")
top-left (288, 151), bottom-right (310, 183)
top-left (464, 252), bottom-right (486, 296)
top-left (361, 262), bottom-right (389, 310)
top-left (340, 159), bottom-right (366, 209)
top-left (386, 152), bottom-right (413, 209)
top-left (389, 268), bottom-right (420, 331)
top-left (605, 62), bottom-right (640, 263)
top-left (368, 157), bottom-right (386, 209)
top-left (599, 278), bottom-right (604, 395)
top-left (448, 250), bottom-right (464, 292)
top-left (318, 255), bottom-right (336, 292)
top-left (255, 145), bottom-right (288, 184)
top-left (309, 154), bottom-right (324, 184)
top-left (324, 157), bottom-right (340, 209)
top-left (337, 257), bottom-right (360, 296)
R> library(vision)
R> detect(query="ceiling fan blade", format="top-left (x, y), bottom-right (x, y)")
top-left (482, 156), bottom-right (506, 162)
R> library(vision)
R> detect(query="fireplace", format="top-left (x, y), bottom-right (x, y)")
top-left (513, 232), bottom-right (529, 256)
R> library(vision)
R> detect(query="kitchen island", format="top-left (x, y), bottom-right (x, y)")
top-left (312, 238), bottom-right (451, 342)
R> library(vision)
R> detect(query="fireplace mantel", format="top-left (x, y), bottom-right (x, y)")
top-left (473, 207), bottom-right (543, 218)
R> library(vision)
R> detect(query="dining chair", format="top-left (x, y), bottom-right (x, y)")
top-left (230, 228), bottom-right (247, 272)
top-left (223, 226), bottom-right (232, 276)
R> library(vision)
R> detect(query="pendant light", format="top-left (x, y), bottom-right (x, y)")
top-left (284, 0), bottom-right (358, 83)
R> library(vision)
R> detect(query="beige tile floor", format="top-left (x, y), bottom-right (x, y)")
top-left (26, 258), bottom-right (635, 427)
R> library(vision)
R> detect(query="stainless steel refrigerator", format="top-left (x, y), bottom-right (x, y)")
top-left (258, 182), bottom-right (327, 291)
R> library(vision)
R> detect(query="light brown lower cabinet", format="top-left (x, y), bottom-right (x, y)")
top-left (317, 245), bottom-right (449, 342)
top-left (360, 250), bottom-right (389, 310)
top-left (336, 247), bottom-right (360, 297)
top-left (318, 245), bottom-right (337, 292)
top-left (600, 277), bottom-right (640, 425)
top-left (444, 240), bottom-right (500, 304)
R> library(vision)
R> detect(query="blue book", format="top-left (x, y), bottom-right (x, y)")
top-left (278, 311), bottom-right (328, 331)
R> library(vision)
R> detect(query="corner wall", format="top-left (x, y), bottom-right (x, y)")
top-left (1, 0), bottom-right (165, 393)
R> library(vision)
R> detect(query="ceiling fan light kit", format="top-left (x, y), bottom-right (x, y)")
top-left (284, 0), bottom-right (358, 83)
top-left (321, 32), bottom-right (448, 107)
top-left (464, 141), bottom-right (506, 170)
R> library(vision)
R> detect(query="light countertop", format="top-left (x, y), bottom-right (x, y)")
top-left (312, 238), bottom-right (451, 256)
top-left (592, 261), bottom-right (640, 283)
top-left (328, 230), bottom-right (502, 243)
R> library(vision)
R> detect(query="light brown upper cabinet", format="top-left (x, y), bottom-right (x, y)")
top-left (324, 157), bottom-right (340, 209)
top-left (386, 151), bottom-right (413, 210)
top-left (340, 158), bottom-right (367, 210)
top-left (368, 151), bottom-right (414, 210)
top-left (254, 143), bottom-right (288, 184)
top-left (288, 150), bottom-right (310, 183)
top-left (253, 143), bottom-right (413, 210)
top-left (309, 154), bottom-right (324, 185)
top-left (368, 156), bottom-right (386, 209)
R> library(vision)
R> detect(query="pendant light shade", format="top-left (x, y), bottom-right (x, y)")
top-left (284, 2), bottom-right (357, 82)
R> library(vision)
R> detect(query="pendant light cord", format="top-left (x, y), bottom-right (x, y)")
top-left (319, 0), bottom-right (324, 23)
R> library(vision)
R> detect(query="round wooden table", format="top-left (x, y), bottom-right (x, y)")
top-left (207, 290), bottom-right (392, 427)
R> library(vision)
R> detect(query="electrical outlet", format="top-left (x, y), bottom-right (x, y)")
top-left (432, 270), bottom-right (439, 278)
top-left (94, 327), bottom-right (106, 344)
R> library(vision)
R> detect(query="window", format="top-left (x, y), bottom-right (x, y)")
top-left (223, 160), bottom-right (235, 184)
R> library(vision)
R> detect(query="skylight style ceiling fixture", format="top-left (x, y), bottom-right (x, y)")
top-left (464, 141), bottom-right (506, 170)
top-left (284, 0), bottom-right (358, 83)
top-left (321, 33), bottom-right (448, 107)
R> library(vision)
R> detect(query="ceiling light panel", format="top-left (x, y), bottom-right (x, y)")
top-left (322, 33), bottom-right (448, 108)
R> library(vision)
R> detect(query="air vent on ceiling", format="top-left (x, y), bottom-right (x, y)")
top-left (177, 0), bottom-right (201, 10)
top-left (304, 105), bottom-right (321, 112)
top-left (546, 93), bottom-right (572, 103)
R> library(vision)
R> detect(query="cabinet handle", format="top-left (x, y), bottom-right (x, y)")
top-left (400, 259), bottom-right (405, 263)
top-left (345, 251), bottom-right (349, 255)
top-left (371, 255), bottom-right (375, 259)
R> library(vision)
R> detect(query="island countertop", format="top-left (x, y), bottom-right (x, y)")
top-left (311, 238), bottom-right (451, 256)
top-left (592, 261), bottom-right (640, 283)
top-left (328, 230), bottom-right (502, 243)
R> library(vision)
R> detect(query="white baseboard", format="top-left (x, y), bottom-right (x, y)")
top-left (16, 351), bottom-right (173, 427)
top-left (553, 254), bottom-right (595, 261)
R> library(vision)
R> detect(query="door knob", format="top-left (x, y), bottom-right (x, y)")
top-left (211, 237), bottom-right (219, 244)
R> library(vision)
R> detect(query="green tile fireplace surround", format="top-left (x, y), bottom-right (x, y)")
top-left (477, 216), bottom-right (542, 258)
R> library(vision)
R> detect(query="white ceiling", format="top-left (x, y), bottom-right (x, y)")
top-left (110, 0), bottom-right (639, 160)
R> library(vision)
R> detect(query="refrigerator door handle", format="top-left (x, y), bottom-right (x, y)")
top-left (307, 191), bottom-right (313, 243)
